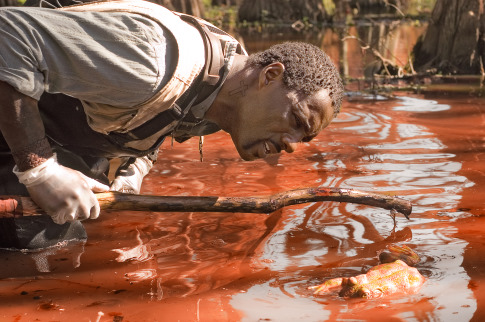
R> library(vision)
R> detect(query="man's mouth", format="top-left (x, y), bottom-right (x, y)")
top-left (264, 141), bottom-right (271, 155)
top-left (262, 140), bottom-right (281, 157)
top-left (243, 140), bottom-right (280, 160)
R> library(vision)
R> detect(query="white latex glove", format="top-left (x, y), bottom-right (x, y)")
top-left (14, 156), bottom-right (109, 225)
top-left (110, 156), bottom-right (153, 194)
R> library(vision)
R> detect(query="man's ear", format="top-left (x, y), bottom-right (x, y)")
top-left (259, 62), bottom-right (285, 88)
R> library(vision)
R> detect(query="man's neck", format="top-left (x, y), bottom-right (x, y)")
top-left (204, 54), bottom-right (250, 132)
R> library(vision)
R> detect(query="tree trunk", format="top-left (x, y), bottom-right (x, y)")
top-left (21, 0), bottom-right (205, 17)
top-left (155, 0), bottom-right (204, 17)
top-left (238, 0), bottom-right (291, 22)
top-left (0, 0), bottom-right (20, 6)
top-left (211, 0), bottom-right (242, 6)
top-left (413, 0), bottom-right (485, 74)
top-left (288, 0), bottom-right (327, 22)
top-left (349, 0), bottom-right (409, 15)
top-left (238, 0), bottom-right (327, 23)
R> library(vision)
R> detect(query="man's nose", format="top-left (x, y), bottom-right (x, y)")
top-left (281, 135), bottom-right (298, 153)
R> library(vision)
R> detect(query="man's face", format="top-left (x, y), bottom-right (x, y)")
top-left (229, 78), bottom-right (335, 161)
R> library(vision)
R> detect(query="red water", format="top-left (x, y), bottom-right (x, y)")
top-left (1, 20), bottom-right (483, 321)
top-left (1, 91), bottom-right (485, 321)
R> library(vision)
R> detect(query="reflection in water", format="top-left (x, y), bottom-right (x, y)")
top-left (2, 92), bottom-right (485, 322)
top-left (112, 229), bottom-right (153, 263)
top-left (393, 97), bottom-right (451, 112)
top-left (0, 94), bottom-right (482, 321)
top-left (240, 20), bottom-right (426, 84)
top-left (231, 281), bottom-right (330, 321)
top-left (1, 17), bottom-right (484, 320)
top-left (235, 95), bottom-right (477, 321)
top-left (124, 268), bottom-right (157, 283)
top-left (105, 211), bottom-right (275, 299)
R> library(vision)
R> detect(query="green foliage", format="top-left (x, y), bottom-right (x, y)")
top-left (322, 0), bottom-right (335, 16)
top-left (202, 0), bottom-right (437, 27)
top-left (203, 4), bottom-right (238, 29)
top-left (406, 0), bottom-right (437, 17)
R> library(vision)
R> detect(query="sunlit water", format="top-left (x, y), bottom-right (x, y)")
top-left (1, 92), bottom-right (485, 321)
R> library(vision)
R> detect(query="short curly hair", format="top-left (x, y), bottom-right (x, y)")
top-left (246, 42), bottom-right (344, 117)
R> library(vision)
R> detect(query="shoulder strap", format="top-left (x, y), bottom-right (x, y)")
top-left (111, 13), bottom-right (227, 142)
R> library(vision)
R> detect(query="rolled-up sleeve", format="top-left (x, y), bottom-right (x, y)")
top-left (0, 7), bottom-right (172, 106)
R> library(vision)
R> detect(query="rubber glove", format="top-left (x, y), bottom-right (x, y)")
top-left (110, 156), bottom-right (153, 194)
top-left (13, 156), bottom-right (109, 225)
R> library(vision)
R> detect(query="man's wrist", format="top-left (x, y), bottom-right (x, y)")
top-left (11, 137), bottom-right (54, 171)
top-left (13, 155), bottom-right (59, 187)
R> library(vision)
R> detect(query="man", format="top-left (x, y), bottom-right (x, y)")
top-left (0, 0), bottom-right (344, 248)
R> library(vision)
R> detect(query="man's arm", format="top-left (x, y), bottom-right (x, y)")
top-left (0, 81), bottom-right (108, 224)
top-left (0, 82), bottom-right (52, 169)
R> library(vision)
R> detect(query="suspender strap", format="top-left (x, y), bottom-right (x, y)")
top-left (107, 14), bottom-right (225, 144)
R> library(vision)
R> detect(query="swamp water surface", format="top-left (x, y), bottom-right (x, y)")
top-left (2, 24), bottom-right (485, 322)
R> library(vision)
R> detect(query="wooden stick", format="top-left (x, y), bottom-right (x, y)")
top-left (0, 187), bottom-right (412, 219)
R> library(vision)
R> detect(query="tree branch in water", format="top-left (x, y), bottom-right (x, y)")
top-left (0, 187), bottom-right (412, 219)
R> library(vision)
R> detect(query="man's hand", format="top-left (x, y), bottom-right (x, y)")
top-left (110, 156), bottom-right (153, 194)
top-left (14, 156), bottom-right (109, 225)
top-left (0, 81), bottom-right (109, 224)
